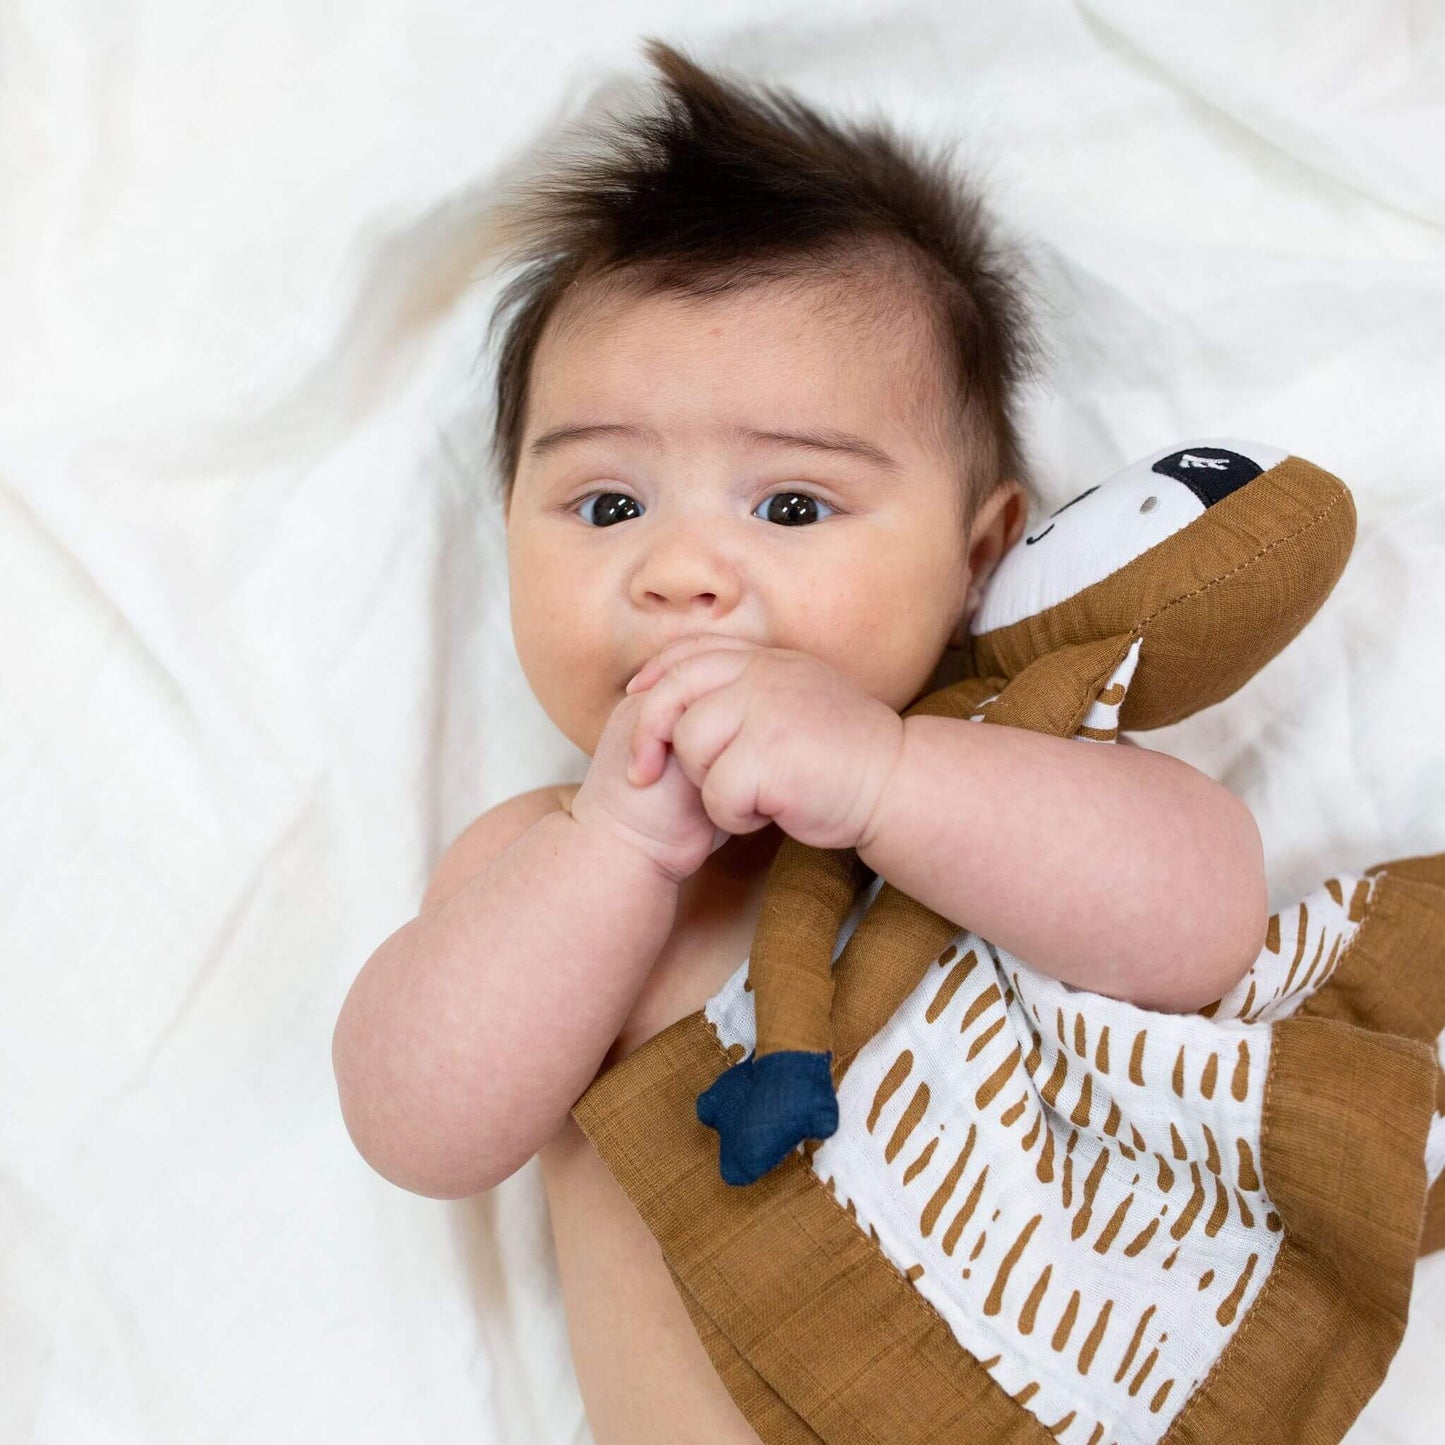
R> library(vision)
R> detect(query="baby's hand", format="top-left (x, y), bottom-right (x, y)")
top-left (569, 689), bottom-right (732, 885)
top-left (623, 636), bottom-right (906, 853)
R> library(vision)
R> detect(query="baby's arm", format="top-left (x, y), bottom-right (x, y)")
top-left (857, 719), bottom-right (1268, 1014)
top-left (331, 790), bottom-right (680, 1198)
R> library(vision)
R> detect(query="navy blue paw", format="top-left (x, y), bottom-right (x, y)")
top-left (695, 1049), bottom-right (839, 1186)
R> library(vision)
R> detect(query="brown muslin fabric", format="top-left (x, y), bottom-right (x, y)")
top-left (570, 451), bottom-right (1444, 1442)
top-left (575, 859), bottom-right (1444, 1443)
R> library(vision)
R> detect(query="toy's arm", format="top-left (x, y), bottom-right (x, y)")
top-left (856, 716), bottom-right (1268, 1014)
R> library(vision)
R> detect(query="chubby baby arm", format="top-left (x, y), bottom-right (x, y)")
top-left (856, 717), bottom-right (1268, 1014)
top-left (331, 798), bottom-right (681, 1199)
top-left (332, 688), bottom-right (729, 1199)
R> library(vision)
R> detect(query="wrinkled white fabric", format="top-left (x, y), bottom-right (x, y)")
top-left (2, 3), bottom-right (1442, 1442)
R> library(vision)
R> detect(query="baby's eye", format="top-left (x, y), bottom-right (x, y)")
top-left (570, 489), bottom-right (836, 527)
top-left (753, 490), bottom-right (836, 526)
top-left (572, 490), bottom-right (642, 527)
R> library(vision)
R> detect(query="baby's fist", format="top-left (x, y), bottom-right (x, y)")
top-left (623, 638), bottom-right (905, 853)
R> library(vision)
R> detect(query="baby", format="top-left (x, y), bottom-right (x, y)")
top-left (331, 39), bottom-right (1269, 1445)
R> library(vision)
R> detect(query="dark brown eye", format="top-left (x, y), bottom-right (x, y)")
top-left (754, 491), bottom-right (834, 525)
top-left (572, 488), bottom-right (836, 527)
top-left (574, 491), bottom-right (641, 527)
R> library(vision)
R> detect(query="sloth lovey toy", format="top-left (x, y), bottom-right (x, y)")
top-left (572, 439), bottom-right (1445, 1445)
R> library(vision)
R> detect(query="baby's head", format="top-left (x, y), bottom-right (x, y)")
top-left (489, 40), bottom-right (1042, 760)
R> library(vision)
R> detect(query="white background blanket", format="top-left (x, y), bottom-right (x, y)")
top-left (3, 3), bottom-right (1442, 1441)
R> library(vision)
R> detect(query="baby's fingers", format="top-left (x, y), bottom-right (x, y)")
top-left (625, 649), bottom-right (753, 788)
top-left (626, 690), bottom-right (679, 788)
top-left (627, 729), bottom-right (666, 788)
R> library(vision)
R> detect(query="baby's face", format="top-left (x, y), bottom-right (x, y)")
top-left (505, 274), bottom-right (988, 759)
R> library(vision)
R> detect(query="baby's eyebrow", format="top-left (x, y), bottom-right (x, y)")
top-left (526, 421), bottom-right (660, 458)
top-left (740, 425), bottom-right (900, 474)
top-left (527, 421), bottom-right (900, 474)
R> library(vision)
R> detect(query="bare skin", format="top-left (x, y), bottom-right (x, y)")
top-left (537, 786), bottom-right (780, 1444)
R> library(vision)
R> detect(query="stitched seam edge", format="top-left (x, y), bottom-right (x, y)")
top-left (1137, 487), bottom-right (1349, 632)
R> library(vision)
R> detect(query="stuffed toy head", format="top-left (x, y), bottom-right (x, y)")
top-left (967, 438), bottom-right (1325, 728)
top-left (572, 440), bottom-right (1445, 1445)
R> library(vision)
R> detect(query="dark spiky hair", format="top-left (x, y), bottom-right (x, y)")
top-left (484, 38), bottom-right (1041, 530)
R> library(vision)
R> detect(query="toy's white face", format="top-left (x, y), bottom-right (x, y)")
top-left (970, 440), bottom-right (1289, 635)
top-left (505, 272), bottom-right (1021, 761)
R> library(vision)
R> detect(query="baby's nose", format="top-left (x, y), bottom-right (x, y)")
top-left (632, 524), bottom-right (745, 612)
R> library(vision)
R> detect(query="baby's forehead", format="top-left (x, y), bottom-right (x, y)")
top-left (537, 264), bottom-right (950, 435)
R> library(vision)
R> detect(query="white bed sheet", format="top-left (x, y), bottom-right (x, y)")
top-left (2, 2), bottom-right (1442, 1441)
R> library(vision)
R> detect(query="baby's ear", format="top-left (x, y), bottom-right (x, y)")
top-left (965, 482), bottom-right (1029, 591)
top-left (1002, 485), bottom-right (1030, 552)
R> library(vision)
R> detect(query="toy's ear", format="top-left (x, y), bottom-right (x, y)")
top-left (968, 440), bottom-right (1356, 730)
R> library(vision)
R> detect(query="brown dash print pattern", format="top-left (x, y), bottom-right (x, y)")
top-left (705, 860), bottom-right (1383, 1445)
